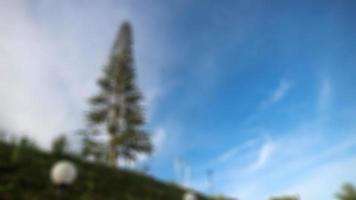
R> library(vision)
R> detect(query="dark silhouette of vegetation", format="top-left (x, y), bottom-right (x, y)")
top-left (10, 136), bottom-right (38, 163)
top-left (78, 129), bottom-right (106, 164)
top-left (87, 21), bottom-right (152, 167)
top-left (211, 195), bottom-right (237, 200)
top-left (0, 140), bottom-right (209, 200)
top-left (51, 134), bottom-right (68, 156)
top-left (270, 195), bottom-right (299, 200)
top-left (336, 183), bottom-right (356, 200)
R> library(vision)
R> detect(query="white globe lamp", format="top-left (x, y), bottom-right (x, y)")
top-left (50, 160), bottom-right (77, 199)
top-left (183, 192), bottom-right (196, 200)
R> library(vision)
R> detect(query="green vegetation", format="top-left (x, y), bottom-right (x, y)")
top-left (336, 183), bottom-right (356, 200)
top-left (51, 134), bottom-right (68, 156)
top-left (270, 196), bottom-right (299, 200)
top-left (0, 140), bottom-right (209, 200)
top-left (78, 129), bottom-right (106, 164)
top-left (87, 21), bottom-right (152, 167)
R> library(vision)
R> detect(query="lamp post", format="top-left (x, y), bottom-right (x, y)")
top-left (50, 160), bottom-right (77, 200)
top-left (183, 191), bottom-right (196, 200)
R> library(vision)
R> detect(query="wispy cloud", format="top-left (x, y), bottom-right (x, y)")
top-left (248, 140), bottom-right (276, 171)
top-left (200, 123), bottom-right (356, 199)
top-left (244, 78), bottom-right (293, 125)
top-left (217, 138), bottom-right (259, 163)
top-left (317, 73), bottom-right (333, 115)
top-left (283, 156), bottom-right (356, 200)
top-left (151, 127), bottom-right (167, 154)
top-left (260, 79), bottom-right (293, 109)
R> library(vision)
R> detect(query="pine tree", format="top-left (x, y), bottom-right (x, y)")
top-left (78, 129), bottom-right (106, 164)
top-left (87, 21), bottom-right (152, 167)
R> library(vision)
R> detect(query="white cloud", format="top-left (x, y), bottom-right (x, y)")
top-left (283, 156), bottom-right (356, 200)
top-left (260, 79), bottom-right (293, 109)
top-left (196, 124), bottom-right (356, 200)
top-left (217, 138), bottom-right (259, 163)
top-left (317, 73), bottom-right (333, 115)
top-left (0, 0), bottom-right (70, 147)
top-left (217, 146), bottom-right (244, 164)
top-left (271, 80), bottom-right (292, 103)
top-left (248, 141), bottom-right (276, 171)
top-left (152, 127), bottom-right (167, 153)
top-left (0, 0), bottom-right (172, 148)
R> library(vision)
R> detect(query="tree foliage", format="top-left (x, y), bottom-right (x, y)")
top-left (87, 21), bottom-right (152, 167)
top-left (78, 129), bottom-right (106, 164)
top-left (270, 195), bottom-right (299, 200)
top-left (11, 136), bottom-right (38, 163)
top-left (0, 141), bottom-right (209, 200)
top-left (51, 134), bottom-right (68, 156)
top-left (336, 183), bottom-right (356, 200)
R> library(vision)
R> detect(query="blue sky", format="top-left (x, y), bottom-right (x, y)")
top-left (1, 0), bottom-right (356, 199)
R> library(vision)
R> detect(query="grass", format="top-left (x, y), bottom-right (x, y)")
top-left (0, 141), bottom-right (210, 200)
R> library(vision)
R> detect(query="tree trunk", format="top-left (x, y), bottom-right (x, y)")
top-left (108, 99), bottom-right (119, 167)
top-left (109, 138), bottom-right (117, 167)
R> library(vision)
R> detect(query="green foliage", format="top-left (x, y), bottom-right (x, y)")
top-left (87, 21), bottom-right (152, 166)
top-left (211, 195), bottom-right (237, 200)
top-left (78, 129), bottom-right (106, 164)
top-left (51, 134), bottom-right (68, 156)
top-left (113, 130), bottom-right (152, 161)
top-left (11, 136), bottom-right (38, 163)
top-left (270, 195), bottom-right (299, 200)
top-left (0, 142), bottom-right (209, 200)
top-left (336, 183), bottom-right (356, 200)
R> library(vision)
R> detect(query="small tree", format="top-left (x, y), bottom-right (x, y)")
top-left (51, 134), bottom-right (68, 156)
top-left (336, 183), bottom-right (356, 200)
top-left (87, 21), bottom-right (152, 167)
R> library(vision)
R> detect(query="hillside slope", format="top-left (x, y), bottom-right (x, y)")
top-left (0, 141), bottom-right (210, 200)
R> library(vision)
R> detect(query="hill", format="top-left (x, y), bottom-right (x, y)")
top-left (0, 141), bottom-right (210, 200)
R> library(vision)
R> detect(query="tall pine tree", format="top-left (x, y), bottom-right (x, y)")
top-left (87, 22), bottom-right (152, 167)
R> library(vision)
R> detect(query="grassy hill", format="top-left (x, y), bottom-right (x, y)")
top-left (0, 141), bottom-right (210, 200)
